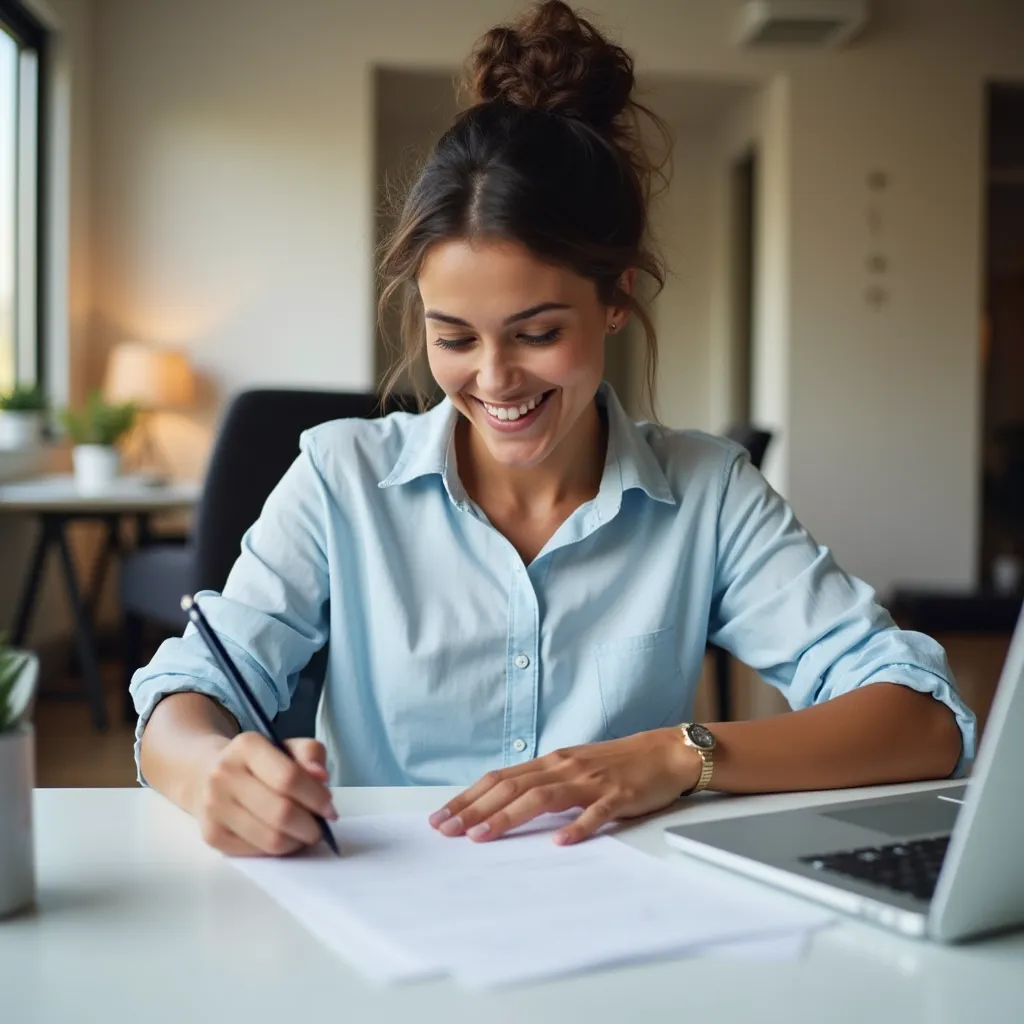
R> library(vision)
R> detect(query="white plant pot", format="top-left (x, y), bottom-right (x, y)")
top-left (0, 725), bottom-right (35, 917)
top-left (72, 444), bottom-right (120, 494)
top-left (0, 411), bottom-right (42, 451)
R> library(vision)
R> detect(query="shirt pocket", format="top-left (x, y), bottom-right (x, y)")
top-left (594, 625), bottom-right (686, 740)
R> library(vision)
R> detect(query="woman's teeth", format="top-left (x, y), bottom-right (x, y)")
top-left (482, 393), bottom-right (544, 422)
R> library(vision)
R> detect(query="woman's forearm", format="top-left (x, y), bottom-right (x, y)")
top-left (138, 692), bottom-right (241, 815)
top-left (704, 683), bottom-right (964, 794)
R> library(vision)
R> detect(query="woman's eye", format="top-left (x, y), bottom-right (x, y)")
top-left (520, 327), bottom-right (562, 345)
top-left (433, 337), bottom-right (474, 351)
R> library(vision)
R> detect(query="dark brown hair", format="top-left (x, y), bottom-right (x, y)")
top-left (377, 0), bottom-right (669, 413)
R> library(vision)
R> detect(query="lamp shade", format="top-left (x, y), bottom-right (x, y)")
top-left (103, 342), bottom-right (195, 410)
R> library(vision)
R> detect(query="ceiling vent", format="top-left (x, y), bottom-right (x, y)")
top-left (735, 0), bottom-right (867, 48)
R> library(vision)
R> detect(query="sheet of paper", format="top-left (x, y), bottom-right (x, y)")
top-left (233, 812), bottom-right (832, 988)
top-left (235, 856), bottom-right (436, 984)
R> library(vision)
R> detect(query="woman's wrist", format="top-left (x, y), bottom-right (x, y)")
top-left (139, 693), bottom-right (238, 817)
top-left (658, 726), bottom-right (702, 796)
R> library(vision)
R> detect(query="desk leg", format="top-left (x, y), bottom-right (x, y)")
top-left (54, 524), bottom-right (109, 732)
top-left (83, 515), bottom-right (122, 626)
top-left (136, 512), bottom-right (154, 546)
top-left (12, 519), bottom-right (52, 647)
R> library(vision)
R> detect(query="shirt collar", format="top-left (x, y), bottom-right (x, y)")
top-left (377, 397), bottom-right (464, 497)
top-left (600, 383), bottom-right (676, 507)
top-left (377, 383), bottom-right (676, 508)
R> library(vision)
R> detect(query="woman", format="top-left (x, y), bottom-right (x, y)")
top-left (133, 1), bottom-right (974, 856)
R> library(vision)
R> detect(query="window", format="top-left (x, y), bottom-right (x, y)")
top-left (0, 1), bottom-right (45, 396)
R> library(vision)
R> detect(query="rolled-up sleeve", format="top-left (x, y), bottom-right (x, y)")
top-left (708, 447), bottom-right (977, 776)
top-left (129, 433), bottom-right (332, 784)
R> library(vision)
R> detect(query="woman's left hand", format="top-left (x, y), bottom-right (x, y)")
top-left (427, 727), bottom-right (700, 846)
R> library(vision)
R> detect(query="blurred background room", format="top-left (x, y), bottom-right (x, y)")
top-left (0, 0), bottom-right (1021, 786)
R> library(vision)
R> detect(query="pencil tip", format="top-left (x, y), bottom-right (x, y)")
top-left (180, 594), bottom-right (194, 611)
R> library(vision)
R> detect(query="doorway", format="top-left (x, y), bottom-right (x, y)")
top-left (980, 85), bottom-right (1024, 594)
top-left (729, 148), bottom-right (758, 427)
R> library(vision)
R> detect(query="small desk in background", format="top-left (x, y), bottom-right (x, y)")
top-left (0, 474), bottom-right (200, 730)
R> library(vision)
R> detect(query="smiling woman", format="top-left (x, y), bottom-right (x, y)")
top-left (378, 3), bottom-right (668, 421)
top-left (132, 2), bottom-right (973, 859)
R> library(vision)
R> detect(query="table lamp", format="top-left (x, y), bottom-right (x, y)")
top-left (103, 341), bottom-right (196, 483)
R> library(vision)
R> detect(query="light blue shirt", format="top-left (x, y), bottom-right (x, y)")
top-left (131, 384), bottom-right (976, 785)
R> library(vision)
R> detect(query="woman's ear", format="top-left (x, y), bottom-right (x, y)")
top-left (607, 269), bottom-right (637, 333)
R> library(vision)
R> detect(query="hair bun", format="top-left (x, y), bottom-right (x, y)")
top-left (465, 1), bottom-right (634, 131)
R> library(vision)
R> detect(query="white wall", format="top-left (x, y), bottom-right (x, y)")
top-left (780, 19), bottom-right (1014, 592)
top-left (646, 130), bottom-right (716, 432)
top-left (69, 0), bottom-right (1024, 599)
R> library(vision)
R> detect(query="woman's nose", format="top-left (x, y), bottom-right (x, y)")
top-left (475, 345), bottom-right (520, 396)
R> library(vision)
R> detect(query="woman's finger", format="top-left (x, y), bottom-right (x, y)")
top-left (286, 737), bottom-right (330, 780)
top-left (219, 795), bottom-right (306, 857)
top-left (552, 796), bottom-right (619, 846)
top-left (430, 763), bottom-right (565, 835)
top-left (461, 782), bottom-right (588, 842)
top-left (236, 732), bottom-right (336, 819)
top-left (428, 747), bottom-right (587, 830)
top-left (428, 764), bottom-right (541, 829)
top-left (231, 770), bottom-right (324, 847)
top-left (199, 818), bottom-right (264, 857)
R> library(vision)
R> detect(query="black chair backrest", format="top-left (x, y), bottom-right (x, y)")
top-left (193, 389), bottom-right (415, 593)
top-left (723, 424), bottom-right (774, 471)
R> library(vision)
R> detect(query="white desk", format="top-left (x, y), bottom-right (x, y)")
top-left (5, 783), bottom-right (1023, 1023)
top-left (0, 474), bottom-right (200, 513)
top-left (0, 475), bottom-right (200, 730)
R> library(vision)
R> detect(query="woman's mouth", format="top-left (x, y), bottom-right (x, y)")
top-left (472, 390), bottom-right (554, 432)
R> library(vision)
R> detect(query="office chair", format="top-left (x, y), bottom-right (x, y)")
top-left (120, 389), bottom-right (416, 731)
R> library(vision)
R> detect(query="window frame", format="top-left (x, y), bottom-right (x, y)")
top-left (0, 0), bottom-right (47, 395)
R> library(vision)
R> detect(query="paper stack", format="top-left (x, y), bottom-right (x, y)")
top-left (232, 812), bottom-right (832, 988)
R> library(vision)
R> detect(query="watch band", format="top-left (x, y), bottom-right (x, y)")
top-left (678, 722), bottom-right (715, 796)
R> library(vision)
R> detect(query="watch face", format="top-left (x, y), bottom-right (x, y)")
top-left (686, 724), bottom-right (716, 750)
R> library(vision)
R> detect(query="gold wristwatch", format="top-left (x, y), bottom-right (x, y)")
top-left (678, 722), bottom-right (716, 796)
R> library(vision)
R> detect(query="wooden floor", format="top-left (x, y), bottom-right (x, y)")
top-left (34, 633), bottom-right (1011, 788)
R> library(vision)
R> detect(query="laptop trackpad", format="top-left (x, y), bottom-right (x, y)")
top-left (821, 796), bottom-right (960, 838)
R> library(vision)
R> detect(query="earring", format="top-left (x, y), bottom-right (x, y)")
top-left (609, 322), bottom-right (617, 333)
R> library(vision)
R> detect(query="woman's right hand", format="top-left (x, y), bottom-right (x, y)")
top-left (193, 732), bottom-right (338, 856)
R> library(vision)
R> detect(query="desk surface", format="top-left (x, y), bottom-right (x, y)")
top-left (6, 785), bottom-right (1023, 1023)
top-left (0, 474), bottom-right (200, 512)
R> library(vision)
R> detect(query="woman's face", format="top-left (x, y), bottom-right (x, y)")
top-left (418, 238), bottom-right (624, 471)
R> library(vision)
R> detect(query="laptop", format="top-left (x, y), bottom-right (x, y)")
top-left (664, 605), bottom-right (1024, 942)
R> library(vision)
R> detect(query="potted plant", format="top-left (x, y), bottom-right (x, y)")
top-left (59, 391), bottom-right (137, 494)
top-left (0, 384), bottom-right (47, 450)
top-left (0, 635), bottom-right (38, 918)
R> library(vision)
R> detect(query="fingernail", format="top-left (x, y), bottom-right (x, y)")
top-left (439, 815), bottom-right (463, 836)
top-left (553, 830), bottom-right (570, 845)
top-left (325, 804), bottom-right (339, 821)
top-left (467, 822), bottom-right (491, 840)
top-left (429, 808), bottom-right (452, 828)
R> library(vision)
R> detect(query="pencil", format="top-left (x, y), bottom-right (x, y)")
top-left (180, 594), bottom-right (340, 856)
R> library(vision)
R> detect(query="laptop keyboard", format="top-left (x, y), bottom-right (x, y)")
top-left (799, 835), bottom-right (950, 901)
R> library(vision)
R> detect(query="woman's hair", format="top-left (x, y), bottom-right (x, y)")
top-left (377, 0), bottom-right (669, 413)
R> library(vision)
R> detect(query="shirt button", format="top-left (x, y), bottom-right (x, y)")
top-left (513, 654), bottom-right (530, 669)
top-left (512, 738), bottom-right (527, 753)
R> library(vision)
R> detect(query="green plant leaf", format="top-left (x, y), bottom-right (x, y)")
top-left (0, 384), bottom-right (46, 412)
top-left (0, 633), bottom-right (28, 733)
top-left (58, 390), bottom-right (137, 446)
